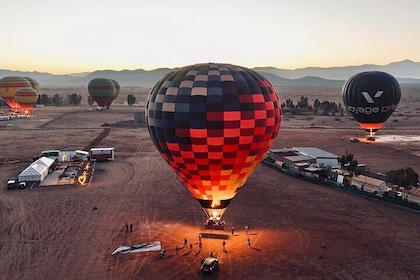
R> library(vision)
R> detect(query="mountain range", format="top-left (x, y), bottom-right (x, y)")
top-left (1, 60), bottom-right (419, 88)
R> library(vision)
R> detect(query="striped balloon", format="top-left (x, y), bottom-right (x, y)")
top-left (14, 87), bottom-right (39, 114)
top-left (87, 78), bottom-right (116, 109)
top-left (106, 79), bottom-right (120, 109)
top-left (0, 76), bottom-right (31, 110)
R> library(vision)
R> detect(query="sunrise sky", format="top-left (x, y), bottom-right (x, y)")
top-left (1, 0), bottom-right (419, 74)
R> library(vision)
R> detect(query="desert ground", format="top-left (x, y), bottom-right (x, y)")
top-left (0, 85), bottom-right (419, 279)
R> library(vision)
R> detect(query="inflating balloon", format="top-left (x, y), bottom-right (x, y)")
top-left (146, 63), bottom-right (281, 219)
top-left (342, 71), bottom-right (401, 136)
top-left (14, 87), bottom-right (38, 114)
top-left (0, 76), bottom-right (31, 110)
top-left (87, 78), bottom-right (116, 109)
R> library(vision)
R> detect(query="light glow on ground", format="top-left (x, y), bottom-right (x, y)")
top-left (375, 135), bottom-right (420, 143)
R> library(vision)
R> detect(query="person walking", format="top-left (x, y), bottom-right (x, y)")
top-left (231, 226), bottom-right (235, 236)
top-left (125, 224), bottom-right (129, 232)
top-left (244, 225), bottom-right (248, 235)
top-left (130, 224), bottom-right (133, 232)
top-left (189, 243), bottom-right (193, 251)
top-left (222, 240), bottom-right (226, 252)
top-left (247, 237), bottom-right (251, 247)
top-left (175, 245), bottom-right (179, 255)
top-left (183, 238), bottom-right (188, 248)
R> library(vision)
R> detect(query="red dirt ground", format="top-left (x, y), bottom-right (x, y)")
top-left (0, 95), bottom-right (419, 279)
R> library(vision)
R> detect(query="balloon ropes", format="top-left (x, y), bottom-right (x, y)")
top-left (146, 63), bottom-right (281, 219)
top-left (342, 71), bottom-right (401, 136)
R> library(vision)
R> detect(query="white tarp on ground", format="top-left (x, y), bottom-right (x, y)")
top-left (18, 156), bottom-right (55, 182)
top-left (111, 241), bottom-right (161, 255)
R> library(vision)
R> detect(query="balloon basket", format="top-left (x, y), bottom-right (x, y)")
top-left (203, 210), bottom-right (225, 230)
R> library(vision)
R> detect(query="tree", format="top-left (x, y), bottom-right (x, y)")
top-left (297, 96), bottom-right (308, 109)
top-left (40, 94), bottom-right (50, 105)
top-left (52, 94), bottom-right (62, 106)
top-left (68, 94), bottom-right (82, 106)
top-left (339, 153), bottom-right (358, 173)
top-left (127, 94), bottom-right (136, 106)
top-left (386, 167), bottom-right (419, 188)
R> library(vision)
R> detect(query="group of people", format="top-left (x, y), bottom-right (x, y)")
top-left (161, 224), bottom-right (253, 258)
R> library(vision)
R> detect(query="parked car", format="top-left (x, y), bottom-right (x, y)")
top-left (200, 257), bottom-right (219, 274)
top-left (366, 136), bottom-right (375, 141)
top-left (7, 178), bottom-right (17, 189)
top-left (350, 137), bottom-right (359, 142)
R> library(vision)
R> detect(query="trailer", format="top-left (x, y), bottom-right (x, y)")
top-left (89, 147), bottom-right (115, 161)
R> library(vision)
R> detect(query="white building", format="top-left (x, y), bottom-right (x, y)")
top-left (18, 157), bottom-right (55, 182)
top-left (350, 174), bottom-right (388, 194)
top-left (293, 147), bottom-right (340, 169)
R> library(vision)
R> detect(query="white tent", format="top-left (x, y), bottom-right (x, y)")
top-left (18, 157), bottom-right (55, 182)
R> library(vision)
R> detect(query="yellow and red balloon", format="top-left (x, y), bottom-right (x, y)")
top-left (14, 87), bottom-right (39, 114)
top-left (0, 76), bottom-right (32, 110)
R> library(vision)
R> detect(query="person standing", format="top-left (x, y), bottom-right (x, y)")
top-left (175, 245), bottom-right (179, 255)
top-left (247, 237), bottom-right (251, 247)
top-left (231, 226), bottom-right (235, 236)
top-left (222, 240), bottom-right (226, 252)
top-left (184, 238), bottom-right (188, 248)
top-left (125, 224), bottom-right (129, 232)
top-left (244, 225), bottom-right (248, 235)
top-left (189, 243), bottom-right (193, 251)
top-left (130, 224), bottom-right (133, 232)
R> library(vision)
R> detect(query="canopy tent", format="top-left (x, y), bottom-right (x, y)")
top-left (18, 156), bottom-right (55, 182)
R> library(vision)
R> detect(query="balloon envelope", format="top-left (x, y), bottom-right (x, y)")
top-left (87, 78), bottom-right (116, 108)
top-left (146, 63), bottom-right (281, 218)
top-left (24, 76), bottom-right (40, 94)
top-left (342, 71), bottom-right (401, 135)
top-left (14, 87), bottom-right (38, 114)
top-left (0, 76), bottom-right (31, 110)
top-left (106, 79), bottom-right (120, 108)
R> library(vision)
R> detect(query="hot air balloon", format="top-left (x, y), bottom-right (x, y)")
top-left (24, 76), bottom-right (40, 94)
top-left (14, 87), bottom-right (39, 114)
top-left (87, 78), bottom-right (116, 109)
top-left (342, 71), bottom-right (401, 137)
top-left (0, 76), bottom-right (31, 111)
top-left (146, 63), bottom-right (281, 220)
top-left (106, 79), bottom-right (120, 109)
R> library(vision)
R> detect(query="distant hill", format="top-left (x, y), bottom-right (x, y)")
top-left (1, 60), bottom-right (420, 87)
top-left (254, 59), bottom-right (420, 80)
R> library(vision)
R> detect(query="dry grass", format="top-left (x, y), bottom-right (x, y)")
top-left (0, 86), bottom-right (419, 279)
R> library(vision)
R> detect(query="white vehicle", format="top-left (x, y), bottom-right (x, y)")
top-left (7, 178), bottom-right (18, 189)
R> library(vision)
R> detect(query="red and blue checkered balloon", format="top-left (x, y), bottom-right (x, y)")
top-left (146, 63), bottom-right (281, 217)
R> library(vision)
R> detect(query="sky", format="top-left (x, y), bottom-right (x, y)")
top-left (1, 0), bottom-right (419, 75)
